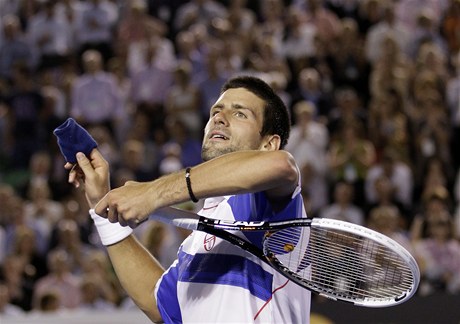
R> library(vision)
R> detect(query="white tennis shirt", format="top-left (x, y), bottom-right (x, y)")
top-left (155, 188), bottom-right (311, 323)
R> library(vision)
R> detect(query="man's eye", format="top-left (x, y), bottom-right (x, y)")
top-left (235, 112), bottom-right (246, 118)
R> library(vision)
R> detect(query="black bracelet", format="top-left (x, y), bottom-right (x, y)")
top-left (185, 167), bottom-right (199, 203)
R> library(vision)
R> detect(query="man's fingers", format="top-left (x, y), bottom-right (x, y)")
top-left (75, 152), bottom-right (91, 172)
top-left (94, 195), bottom-right (109, 217)
top-left (128, 218), bottom-right (148, 229)
top-left (89, 148), bottom-right (104, 160)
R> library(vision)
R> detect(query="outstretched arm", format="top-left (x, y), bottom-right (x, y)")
top-left (69, 150), bottom-right (164, 322)
top-left (95, 149), bottom-right (299, 225)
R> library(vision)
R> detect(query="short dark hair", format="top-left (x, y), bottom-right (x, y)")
top-left (221, 76), bottom-right (290, 148)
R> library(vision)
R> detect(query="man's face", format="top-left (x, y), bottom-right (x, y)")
top-left (201, 88), bottom-right (266, 161)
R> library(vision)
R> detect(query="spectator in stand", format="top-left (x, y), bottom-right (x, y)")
top-left (328, 121), bottom-right (376, 208)
top-left (10, 226), bottom-right (48, 286)
top-left (26, 0), bottom-right (73, 72)
top-left (285, 101), bottom-right (329, 215)
top-left (407, 9), bottom-right (448, 60)
top-left (291, 67), bottom-right (333, 119)
top-left (70, 49), bottom-right (125, 139)
top-left (412, 93), bottom-right (452, 188)
top-left (173, 0), bottom-right (227, 33)
top-left (327, 87), bottom-right (367, 139)
top-left (319, 181), bottom-right (365, 225)
top-left (164, 116), bottom-right (202, 168)
top-left (140, 204), bottom-right (193, 269)
top-left (76, 0), bottom-right (118, 65)
top-left (406, 70), bottom-right (443, 138)
top-left (413, 209), bottom-right (460, 296)
top-left (106, 57), bottom-right (132, 142)
top-left (411, 186), bottom-right (453, 240)
top-left (0, 14), bottom-right (35, 80)
top-left (80, 249), bottom-right (122, 306)
top-left (0, 255), bottom-right (34, 311)
top-left (23, 181), bottom-right (62, 254)
top-left (129, 39), bottom-right (173, 131)
top-left (330, 17), bottom-right (371, 101)
top-left (78, 275), bottom-right (116, 311)
top-left (395, 0), bottom-right (449, 34)
top-left (158, 143), bottom-right (183, 176)
top-left (365, 1), bottom-right (411, 64)
top-left (267, 71), bottom-right (292, 110)
top-left (279, 6), bottom-right (316, 76)
top-left (365, 148), bottom-right (413, 211)
top-left (4, 193), bottom-right (46, 259)
top-left (57, 198), bottom-right (93, 247)
top-left (48, 218), bottom-right (95, 275)
top-left (355, 0), bottom-right (383, 35)
top-left (123, 111), bottom-right (165, 176)
top-left (302, 0), bottom-right (343, 48)
top-left (368, 88), bottom-right (411, 161)
top-left (116, 0), bottom-right (168, 51)
top-left (254, 0), bottom-right (285, 53)
top-left (249, 36), bottom-right (291, 86)
top-left (23, 150), bottom-right (55, 199)
top-left (125, 15), bottom-right (176, 77)
top-left (54, 0), bottom-right (85, 47)
top-left (369, 32), bottom-right (414, 100)
top-left (174, 30), bottom-right (205, 78)
top-left (195, 43), bottom-right (229, 122)
top-left (415, 41), bottom-right (450, 83)
top-left (0, 281), bottom-right (25, 317)
top-left (164, 60), bottom-right (202, 140)
top-left (4, 64), bottom-right (45, 169)
top-left (118, 139), bottom-right (157, 183)
top-left (226, 0), bottom-right (256, 51)
top-left (365, 174), bottom-right (409, 226)
top-left (32, 249), bottom-right (81, 310)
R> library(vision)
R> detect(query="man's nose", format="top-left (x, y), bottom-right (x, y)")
top-left (213, 110), bottom-right (229, 125)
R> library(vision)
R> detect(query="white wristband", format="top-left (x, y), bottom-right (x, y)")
top-left (89, 209), bottom-right (133, 246)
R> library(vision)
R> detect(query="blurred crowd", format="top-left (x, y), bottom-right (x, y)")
top-left (0, 0), bottom-right (460, 317)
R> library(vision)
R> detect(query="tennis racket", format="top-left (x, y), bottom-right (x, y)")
top-left (150, 207), bottom-right (420, 307)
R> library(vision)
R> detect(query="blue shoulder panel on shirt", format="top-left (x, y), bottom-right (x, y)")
top-left (228, 192), bottom-right (304, 248)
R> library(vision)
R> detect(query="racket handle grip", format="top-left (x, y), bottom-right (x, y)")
top-left (149, 207), bottom-right (200, 231)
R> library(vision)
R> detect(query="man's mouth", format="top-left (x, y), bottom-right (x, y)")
top-left (209, 132), bottom-right (229, 140)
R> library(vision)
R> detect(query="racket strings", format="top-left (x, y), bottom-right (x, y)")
top-left (265, 226), bottom-right (415, 301)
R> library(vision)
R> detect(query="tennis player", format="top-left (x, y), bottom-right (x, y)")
top-left (68, 76), bottom-right (311, 323)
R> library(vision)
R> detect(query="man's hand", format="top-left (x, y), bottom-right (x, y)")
top-left (95, 181), bottom-right (155, 228)
top-left (65, 149), bottom-right (110, 208)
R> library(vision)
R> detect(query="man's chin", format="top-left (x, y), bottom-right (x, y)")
top-left (201, 146), bottom-right (235, 161)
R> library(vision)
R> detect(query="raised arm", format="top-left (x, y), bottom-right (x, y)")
top-left (70, 150), bottom-right (164, 322)
top-left (95, 149), bottom-right (299, 225)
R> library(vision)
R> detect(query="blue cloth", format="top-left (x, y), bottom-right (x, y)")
top-left (53, 118), bottom-right (97, 163)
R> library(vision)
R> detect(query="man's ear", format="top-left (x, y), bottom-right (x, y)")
top-left (261, 134), bottom-right (281, 151)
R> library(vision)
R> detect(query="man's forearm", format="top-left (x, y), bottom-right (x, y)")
top-left (107, 235), bottom-right (164, 322)
top-left (151, 150), bottom-right (298, 209)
